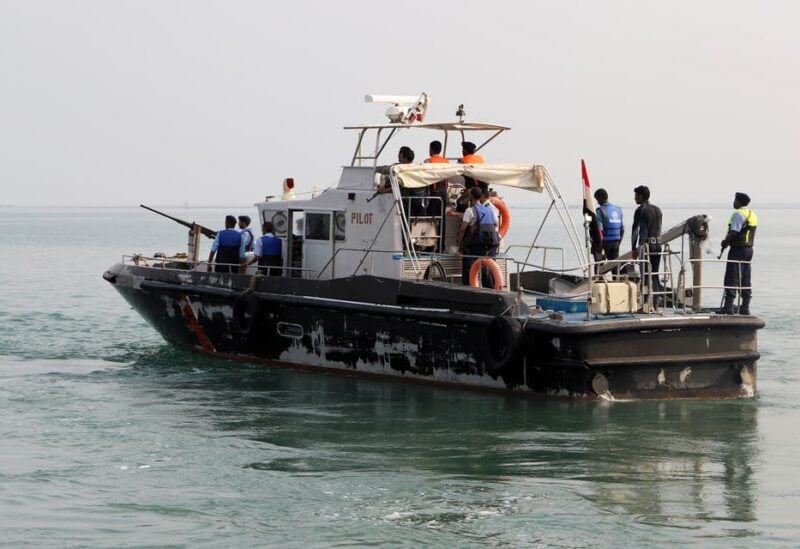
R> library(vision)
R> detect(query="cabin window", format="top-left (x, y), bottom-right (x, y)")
top-left (334, 211), bottom-right (346, 241)
top-left (305, 212), bottom-right (331, 241)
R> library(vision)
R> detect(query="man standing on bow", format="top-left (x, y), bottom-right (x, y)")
top-left (719, 192), bottom-right (758, 315)
top-left (238, 215), bottom-right (255, 254)
top-left (207, 215), bottom-right (245, 273)
top-left (631, 185), bottom-right (663, 307)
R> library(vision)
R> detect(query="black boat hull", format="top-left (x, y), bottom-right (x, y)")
top-left (104, 263), bottom-right (763, 400)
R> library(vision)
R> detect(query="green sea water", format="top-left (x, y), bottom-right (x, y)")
top-left (0, 205), bottom-right (798, 547)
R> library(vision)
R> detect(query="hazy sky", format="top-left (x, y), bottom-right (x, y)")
top-left (1, 1), bottom-right (797, 207)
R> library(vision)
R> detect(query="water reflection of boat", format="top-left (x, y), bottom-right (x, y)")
top-left (149, 361), bottom-right (758, 530)
top-left (104, 93), bottom-right (764, 400)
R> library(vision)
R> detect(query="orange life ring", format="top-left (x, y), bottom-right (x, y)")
top-left (488, 197), bottom-right (511, 238)
top-left (468, 258), bottom-right (504, 290)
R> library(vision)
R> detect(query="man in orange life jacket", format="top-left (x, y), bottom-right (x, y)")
top-left (208, 215), bottom-right (245, 273)
top-left (425, 140), bottom-right (449, 221)
top-left (459, 141), bottom-right (487, 195)
top-left (425, 140), bottom-right (449, 165)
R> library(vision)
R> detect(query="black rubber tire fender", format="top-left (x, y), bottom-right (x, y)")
top-left (480, 316), bottom-right (523, 376)
top-left (423, 260), bottom-right (447, 282)
top-left (231, 291), bottom-right (262, 336)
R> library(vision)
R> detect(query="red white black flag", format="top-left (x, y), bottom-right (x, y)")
top-left (581, 159), bottom-right (604, 258)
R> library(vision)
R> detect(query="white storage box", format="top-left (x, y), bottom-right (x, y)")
top-left (591, 280), bottom-right (638, 314)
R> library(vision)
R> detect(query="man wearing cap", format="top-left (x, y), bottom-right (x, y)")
top-left (238, 215), bottom-right (255, 253)
top-left (207, 215), bottom-right (245, 273)
top-left (459, 141), bottom-right (487, 195)
top-left (631, 185), bottom-right (663, 309)
top-left (719, 192), bottom-right (758, 315)
top-left (459, 141), bottom-right (485, 164)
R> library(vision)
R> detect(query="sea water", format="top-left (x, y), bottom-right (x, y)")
top-left (0, 205), bottom-right (799, 547)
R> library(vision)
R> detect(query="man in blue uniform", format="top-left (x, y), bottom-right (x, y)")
top-left (594, 188), bottom-right (624, 261)
top-left (719, 192), bottom-right (758, 315)
top-left (248, 221), bottom-right (283, 276)
top-left (238, 215), bottom-right (255, 253)
top-left (207, 215), bottom-right (245, 273)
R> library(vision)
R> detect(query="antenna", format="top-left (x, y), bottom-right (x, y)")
top-left (456, 104), bottom-right (466, 123)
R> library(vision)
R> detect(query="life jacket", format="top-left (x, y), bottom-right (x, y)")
top-left (257, 234), bottom-right (283, 259)
top-left (426, 155), bottom-right (449, 164)
top-left (598, 202), bottom-right (623, 241)
top-left (469, 203), bottom-right (499, 248)
top-left (241, 228), bottom-right (255, 252)
top-left (461, 153), bottom-right (485, 164)
top-left (426, 155), bottom-right (450, 191)
top-left (728, 208), bottom-right (758, 247)
top-left (216, 228), bottom-right (242, 265)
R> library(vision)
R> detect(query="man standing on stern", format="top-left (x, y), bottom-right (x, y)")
top-left (631, 185), bottom-right (663, 309)
top-left (207, 215), bottom-right (245, 273)
top-left (719, 192), bottom-right (758, 315)
top-left (594, 188), bottom-right (624, 262)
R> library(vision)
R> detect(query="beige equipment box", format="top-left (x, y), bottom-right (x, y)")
top-left (591, 280), bottom-right (638, 314)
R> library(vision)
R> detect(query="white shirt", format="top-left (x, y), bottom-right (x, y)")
top-left (238, 227), bottom-right (254, 251)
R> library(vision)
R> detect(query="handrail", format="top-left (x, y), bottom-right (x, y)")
top-left (505, 244), bottom-right (565, 273)
top-left (121, 254), bottom-right (318, 277)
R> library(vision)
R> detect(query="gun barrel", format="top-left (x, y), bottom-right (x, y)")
top-left (140, 204), bottom-right (217, 239)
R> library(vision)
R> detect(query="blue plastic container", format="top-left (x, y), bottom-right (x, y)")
top-left (536, 297), bottom-right (588, 313)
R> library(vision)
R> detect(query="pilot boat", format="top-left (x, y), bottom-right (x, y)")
top-left (103, 93), bottom-right (764, 399)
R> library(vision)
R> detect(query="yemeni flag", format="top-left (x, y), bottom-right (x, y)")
top-left (581, 159), bottom-right (604, 259)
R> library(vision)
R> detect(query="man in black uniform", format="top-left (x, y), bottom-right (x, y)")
top-left (631, 185), bottom-right (663, 308)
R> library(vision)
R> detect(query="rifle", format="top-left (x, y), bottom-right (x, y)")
top-left (140, 205), bottom-right (217, 239)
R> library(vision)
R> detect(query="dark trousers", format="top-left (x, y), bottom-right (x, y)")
top-left (461, 255), bottom-right (476, 285)
top-left (404, 191), bottom-right (428, 217)
top-left (258, 255), bottom-right (283, 277)
top-left (215, 248), bottom-right (240, 273)
top-left (645, 243), bottom-right (662, 295)
top-left (461, 243), bottom-right (492, 286)
top-left (603, 240), bottom-right (620, 261)
top-left (724, 246), bottom-right (753, 299)
top-left (602, 240), bottom-right (621, 274)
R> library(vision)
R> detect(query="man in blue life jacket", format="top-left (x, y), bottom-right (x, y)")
top-left (247, 221), bottom-right (283, 276)
top-left (457, 186), bottom-right (498, 286)
top-left (719, 192), bottom-right (758, 315)
top-left (207, 215), bottom-right (245, 273)
top-left (238, 215), bottom-right (255, 254)
top-left (594, 188), bottom-right (624, 261)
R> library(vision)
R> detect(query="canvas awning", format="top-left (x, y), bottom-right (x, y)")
top-left (390, 163), bottom-right (544, 191)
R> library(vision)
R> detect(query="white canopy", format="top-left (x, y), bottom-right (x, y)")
top-left (390, 163), bottom-right (544, 192)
